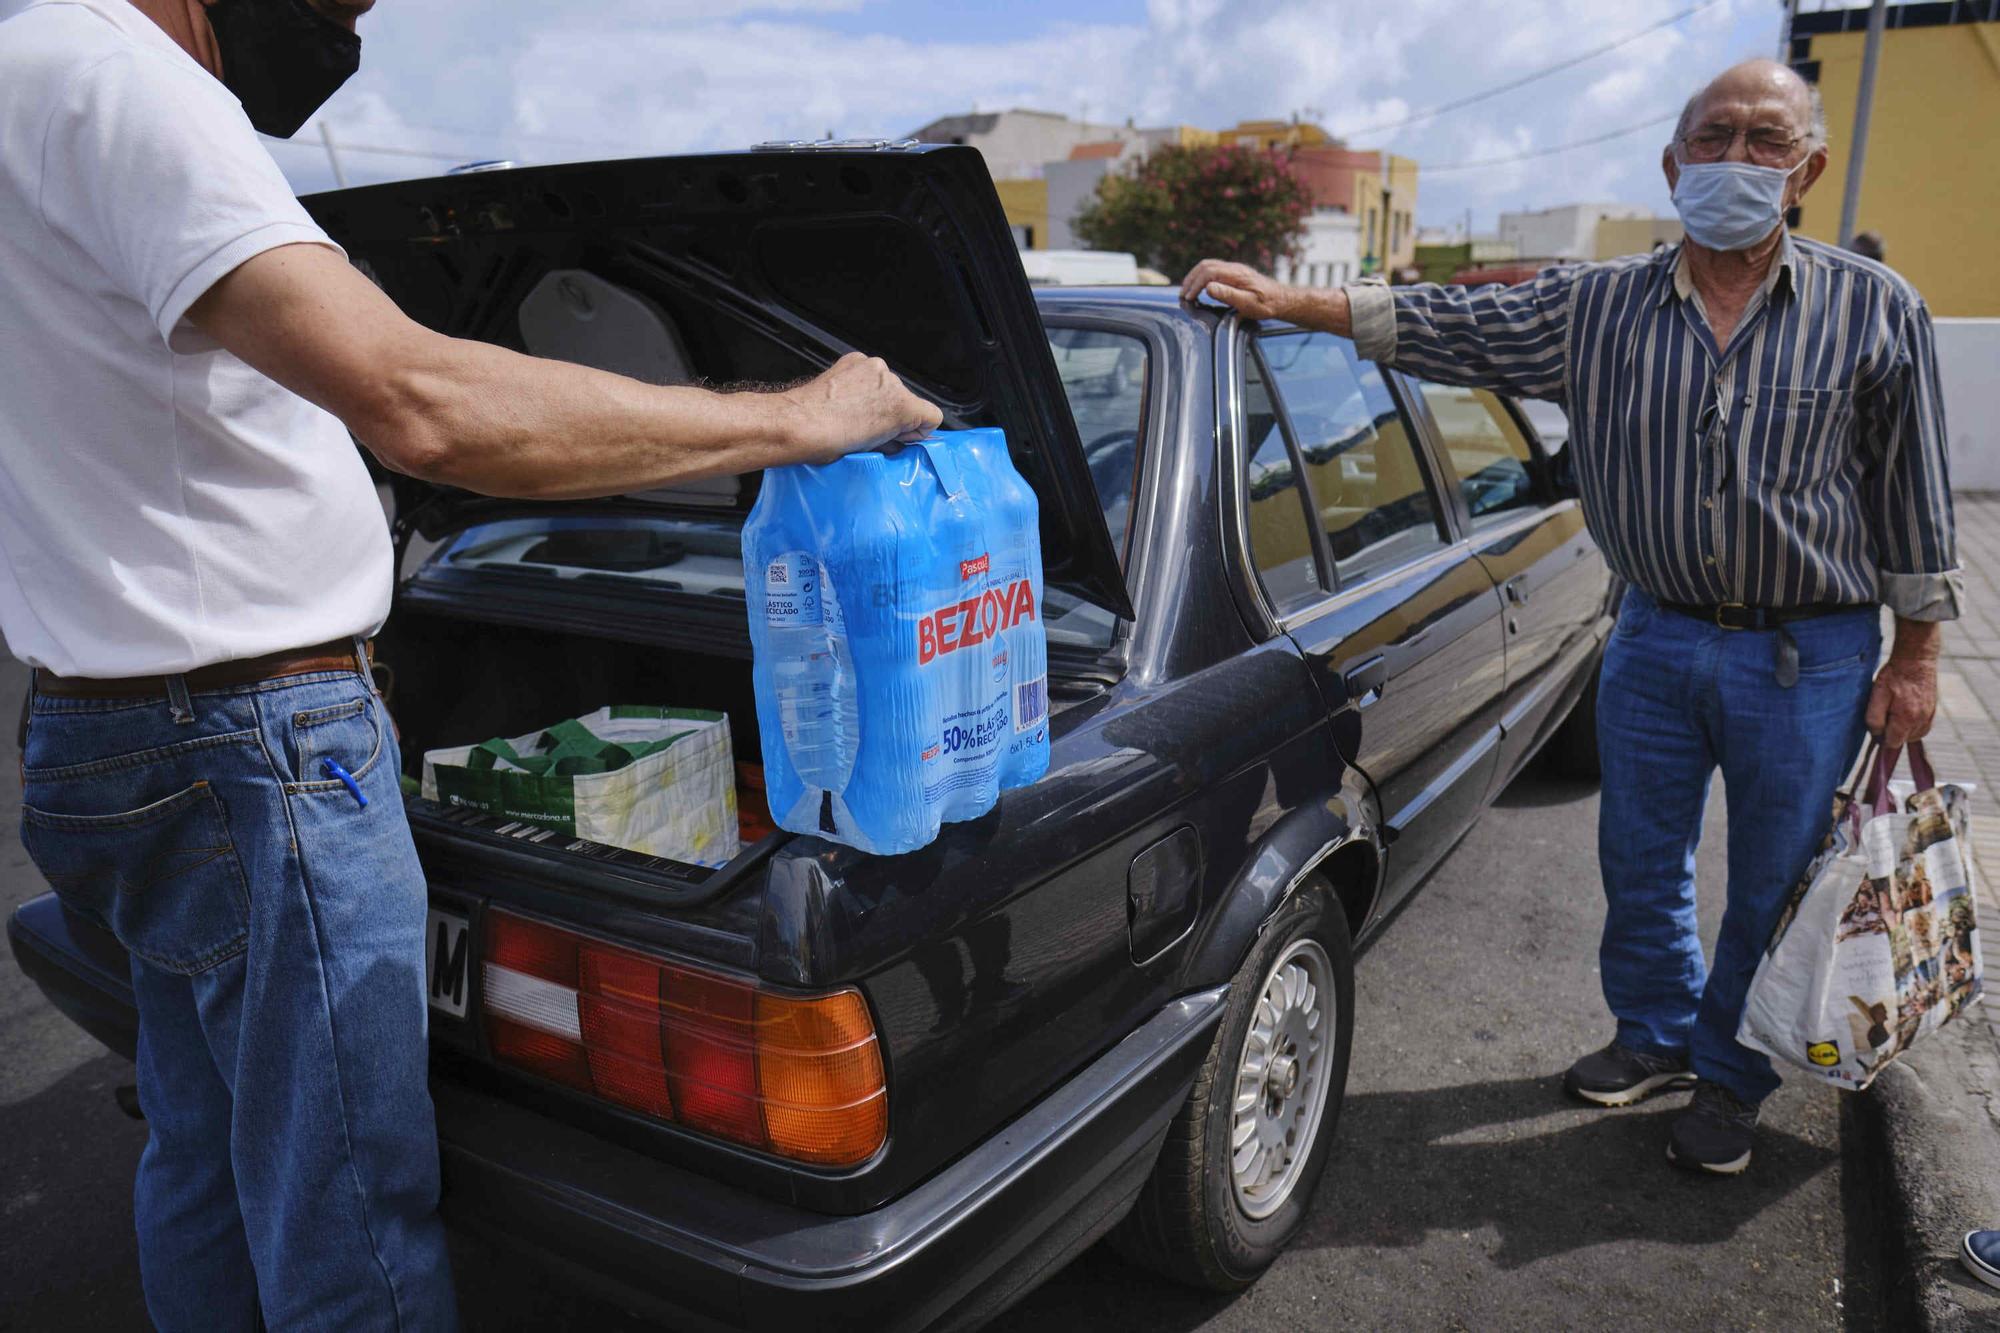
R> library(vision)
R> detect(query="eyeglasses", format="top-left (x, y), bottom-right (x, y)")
top-left (1679, 126), bottom-right (1807, 167)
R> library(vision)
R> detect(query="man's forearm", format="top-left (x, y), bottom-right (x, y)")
top-left (1278, 286), bottom-right (1354, 338)
top-left (189, 242), bottom-right (935, 501)
top-left (368, 335), bottom-right (807, 499)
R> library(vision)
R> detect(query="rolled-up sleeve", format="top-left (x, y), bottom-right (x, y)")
top-left (1863, 296), bottom-right (1962, 622)
top-left (1340, 267), bottom-right (1577, 401)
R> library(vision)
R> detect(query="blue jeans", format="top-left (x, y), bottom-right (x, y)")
top-left (19, 660), bottom-right (455, 1331)
top-left (1596, 587), bottom-right (1879, 1104)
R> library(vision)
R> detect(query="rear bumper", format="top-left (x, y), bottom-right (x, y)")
top-left (437, 987), bottom-right (1223, 1331)
top-left (9, 891), bottom-right (1223, 1331)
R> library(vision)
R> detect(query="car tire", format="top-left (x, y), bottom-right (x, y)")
top-left (1544, 659), bottom-right (1602, 779)
top-left (1109, 886), bottom-right (1355, 1291)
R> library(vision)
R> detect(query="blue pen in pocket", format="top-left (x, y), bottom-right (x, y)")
top-left (321, 758), bottom-right (368, 807)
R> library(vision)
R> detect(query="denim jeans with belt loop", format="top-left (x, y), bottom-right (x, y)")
top-left (1595, 586), bottom-right (1880, 1104)
top-left (17, 649), bottom-right (456, 1331)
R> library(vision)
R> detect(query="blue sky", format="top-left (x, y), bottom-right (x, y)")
top-left (38, 0), bottom-right (1854, 234)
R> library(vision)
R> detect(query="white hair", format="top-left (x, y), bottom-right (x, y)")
top-left (1673, 71), bottom-right (1828, 149)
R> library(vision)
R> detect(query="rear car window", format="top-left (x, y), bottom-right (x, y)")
top-left (1241, 352), bottom-right (1325, 616)
top-left (1259, 332), bottom-right (1446, 588)
top-left (1414, 381), bottom-right (1540, 523)
top-left (423, 514), bottom-right (746, 595)
top-left (1041, 325), bottom-right (1149, 650)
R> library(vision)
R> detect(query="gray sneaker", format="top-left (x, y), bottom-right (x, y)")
top-left (1667, 1082), bottom-right (1761, 1175)
top-left (1563, 1040), bottom-right (1696, 1107)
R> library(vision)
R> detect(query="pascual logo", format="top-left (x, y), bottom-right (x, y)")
top-left (1806, 1040), bottom-right (1840, 1067)
top-left (959, 553), bottom-right (990, 581)
top-left (918, 579), bottom-right (1036, 664)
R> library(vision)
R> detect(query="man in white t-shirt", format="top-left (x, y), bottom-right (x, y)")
top-left (0, 1), bottom-right (940, 1327)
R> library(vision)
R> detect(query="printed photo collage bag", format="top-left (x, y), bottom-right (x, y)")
top-left (1739, 740), bottom-right (1984, 1090)
top-left (421, 705), bottom-right (738, 867)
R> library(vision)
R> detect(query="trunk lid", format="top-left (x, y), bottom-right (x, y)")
top-left (301, 143), bottom-right (1133, 620)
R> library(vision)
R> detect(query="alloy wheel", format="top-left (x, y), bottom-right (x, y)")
top-left (1229, 937), bottom-right (1335, 1220)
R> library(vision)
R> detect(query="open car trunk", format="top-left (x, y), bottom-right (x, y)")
top-left (300, 143), bottom-right (1137, 902)
top-left (375, 599), bottom-right (1099, 898)
top-left (302, 142), bottom-right (1133, 620)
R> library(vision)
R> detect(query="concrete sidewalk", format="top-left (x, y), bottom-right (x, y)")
top-left (1854, 490), bottom-right (2000, 1329)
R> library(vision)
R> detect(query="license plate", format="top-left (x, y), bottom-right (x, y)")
top-left (426, 906), bottom-right (471, 1019)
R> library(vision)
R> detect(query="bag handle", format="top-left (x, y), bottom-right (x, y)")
top-left (1842, 736), bottom-right (1884, 843)
top-left (1906, 738), bottom-right (1937, 794)
top-left (916, 435), bottom-right (969, 500)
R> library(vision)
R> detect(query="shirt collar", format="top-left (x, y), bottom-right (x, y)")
top-left (1659, 230), bottom-right (1799, 307)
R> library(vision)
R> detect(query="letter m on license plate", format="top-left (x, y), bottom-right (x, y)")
top-left (426, 906), bottom-right (471, 1019)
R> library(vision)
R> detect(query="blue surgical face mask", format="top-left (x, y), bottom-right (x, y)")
top-left (1671, 157), bottom-right (1805, 251)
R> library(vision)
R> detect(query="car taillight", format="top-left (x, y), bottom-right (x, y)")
top-left (479, 908), bottom-right (887, 1167)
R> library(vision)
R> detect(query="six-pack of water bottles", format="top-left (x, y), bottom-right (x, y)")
top-left (743, 429), bottom-right (1050, 855)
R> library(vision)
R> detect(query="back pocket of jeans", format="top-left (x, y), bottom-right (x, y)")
top-left (21, 781), bottom-right (250, 975)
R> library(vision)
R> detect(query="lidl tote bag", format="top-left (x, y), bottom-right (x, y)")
top-left (1739, 740), bottom-right (1984, 1090)
top-left (421, 705), bottom-right (737, 866)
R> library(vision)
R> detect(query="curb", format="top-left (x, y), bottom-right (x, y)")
top-left (1843, 1013), bottom-right (2000, 1331)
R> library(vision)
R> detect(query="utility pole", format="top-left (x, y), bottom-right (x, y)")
top-left (318, 121), bottom-right (348, 189)
top-left (1380, 148), bottom-right (1395, 278)
top-left (1838, 0), bottom-right (1889, 246)
top-left (1778, 0), bottom-right (1799, 61)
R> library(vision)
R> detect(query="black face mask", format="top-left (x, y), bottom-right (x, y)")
top-left (205, 0), bottom-right (361, 139)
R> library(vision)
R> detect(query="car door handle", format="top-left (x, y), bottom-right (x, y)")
top-left (1503, 575), bottom-right (1530, 606)
top-left (1342, 654), bottom-right (1388, 705)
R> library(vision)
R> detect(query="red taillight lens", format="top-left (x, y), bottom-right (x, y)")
top-left (479, 909), bottom-right (887, 1166)
top-left (662, 970), bottom-right (765, 1147)
top-left (578, 944), bottom-right (674, 1120)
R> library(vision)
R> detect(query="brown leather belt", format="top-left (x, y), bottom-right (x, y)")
top-left (1654, 600), bottom-right (1867, 631)
top-left (33, 637), bottom-right (374, 700)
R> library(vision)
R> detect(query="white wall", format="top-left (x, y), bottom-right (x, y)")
top-left (1498, 203), bottom-right (1647, 261)
top-left (1044, 157), bottom-right (1118, 250)
top-left (1937, 319), bottom-right (2000, 491)
top-left (1279, 211), bottom-right (1362, 288)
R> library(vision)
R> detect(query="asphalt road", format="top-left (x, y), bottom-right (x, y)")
top-left (0, 647), bottom-right (1867, 1331)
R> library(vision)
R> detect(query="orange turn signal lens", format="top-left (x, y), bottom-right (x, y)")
top-left (755, 990), bottom-right (887, 1166)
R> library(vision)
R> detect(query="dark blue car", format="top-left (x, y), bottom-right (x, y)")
top-left (10, 144), bottom-right (1612, 1330)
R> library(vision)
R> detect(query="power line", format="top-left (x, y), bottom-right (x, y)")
top-left (1420, 110), bottom-right (1679, 173)
top-left (1343, 0), bottom-right (1724, 139)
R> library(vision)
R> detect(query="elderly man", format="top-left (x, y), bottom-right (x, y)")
top-left (1182, 59), bottom-right (1959, 1175)
top-left (0, 0), bottom-right (938, 1327)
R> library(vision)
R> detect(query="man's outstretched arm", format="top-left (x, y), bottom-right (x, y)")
top-left (188, 242), bottom-right (942, 499)
top-left (1179, 258), bottom-right (1574, 401)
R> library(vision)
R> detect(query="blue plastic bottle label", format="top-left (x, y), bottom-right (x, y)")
top-left (764, 552), bottom-right (819, 626)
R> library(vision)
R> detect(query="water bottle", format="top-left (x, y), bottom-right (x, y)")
top-left (762, 551), bottom-right (855, 794)
top-left (745, 429), bottom-right (1050, 855)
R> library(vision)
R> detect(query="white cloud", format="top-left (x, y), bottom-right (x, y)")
top-left (272, 0), bottom-right (1782, 228)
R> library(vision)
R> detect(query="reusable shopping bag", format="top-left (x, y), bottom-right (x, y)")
top-left (421, 705), bottom-right (737, 866)
top-left (1738, 740), bottom-right (1984, 1090)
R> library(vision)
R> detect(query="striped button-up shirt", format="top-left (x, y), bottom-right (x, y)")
top-left (1346, 233), bottom-right (1962, 621)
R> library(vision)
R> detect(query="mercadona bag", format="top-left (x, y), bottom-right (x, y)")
top-left (420, 705), bottom-right (737, 866)
top-left (1738, 740), bottom-right (1984, 1090)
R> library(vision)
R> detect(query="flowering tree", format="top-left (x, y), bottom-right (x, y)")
top-left (1072, 143), bottom-right (1313, 278)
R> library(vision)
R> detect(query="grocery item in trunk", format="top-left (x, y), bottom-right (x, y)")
top-left (420, 706), bottom-right (738, 866)
top-left (744, 428), bottom-right (1050, 855)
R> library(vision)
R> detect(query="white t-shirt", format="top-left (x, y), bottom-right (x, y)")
top-left (0, 0), bottom-right (392, 677)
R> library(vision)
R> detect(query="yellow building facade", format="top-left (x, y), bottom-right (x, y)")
top-left (1792, 6), bottom-right (2000, 316)
top-left (1357, 154), bottom-right (1420, 273)
top-left (993, 177), bottom-right (1049, 251)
